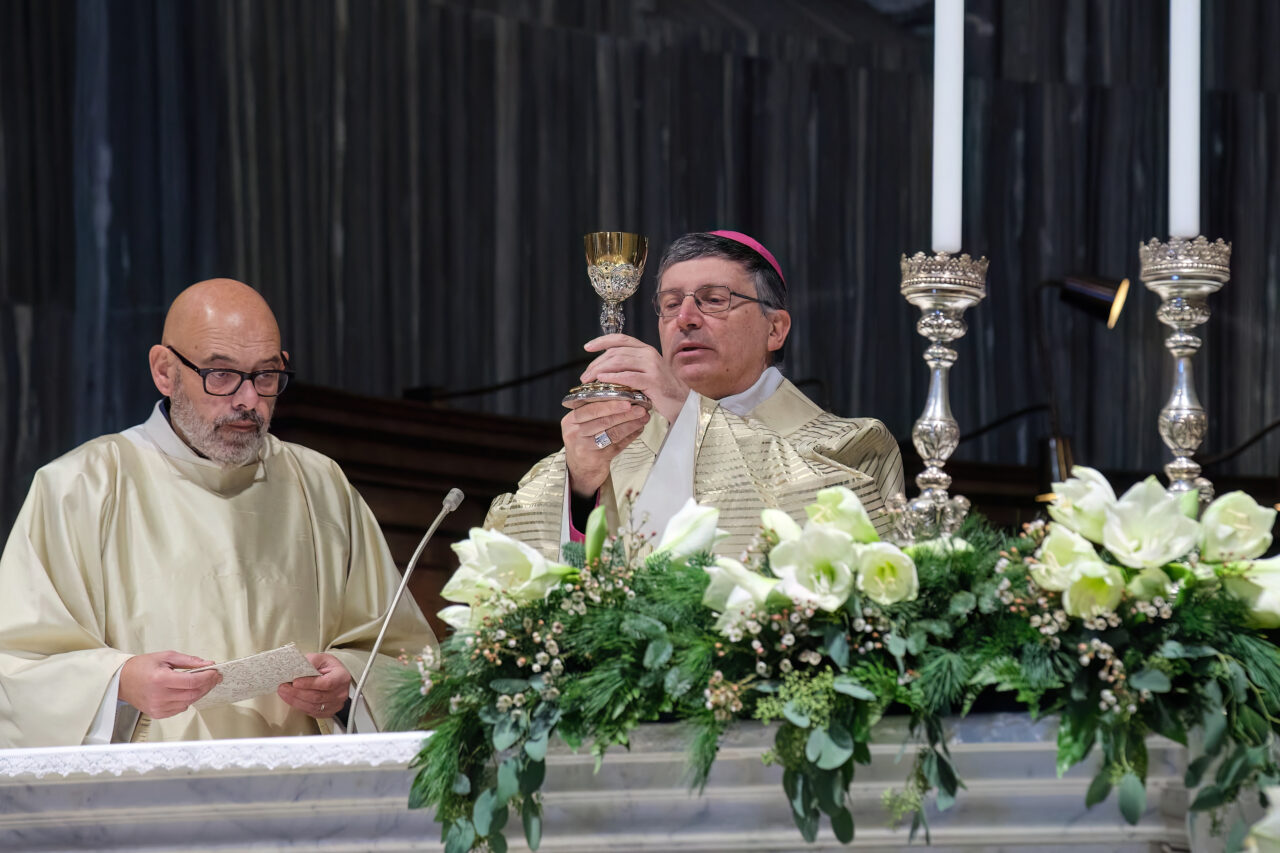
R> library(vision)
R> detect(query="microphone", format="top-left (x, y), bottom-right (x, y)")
top-left (348, 487), bottom-right (464, 733)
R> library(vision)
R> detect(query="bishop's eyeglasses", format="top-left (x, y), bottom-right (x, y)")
top-left (652, 284), bottom-right (774, 318)
top-left (166, 346), bottom-right (294, 396)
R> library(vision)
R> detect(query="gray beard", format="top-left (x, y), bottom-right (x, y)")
top-left (169, 382), bottom-right (269, 468)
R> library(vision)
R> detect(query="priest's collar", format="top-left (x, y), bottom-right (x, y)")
top-left (135, 401), bottom-right (269, 492)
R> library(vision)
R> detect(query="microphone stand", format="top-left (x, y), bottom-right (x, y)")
top-left (347, 488), bottom-right (463, 733)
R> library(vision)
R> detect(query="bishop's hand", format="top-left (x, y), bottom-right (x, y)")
top-left (561, 399), bottom-right (649, 498)
top-left (579, 334), bottom-right (688, 423)
top-left (119, 650), bottom-right (222, 719)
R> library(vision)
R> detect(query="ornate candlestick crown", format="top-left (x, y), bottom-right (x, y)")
top-left (563, 231), bottom-right (653, 409)
top-left (884, 251), bottom-right (989, 544)
top-left (1138, 235), bottom-right (1231, 504)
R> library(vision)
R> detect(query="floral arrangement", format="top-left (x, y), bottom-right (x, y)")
top-left (391, 469), bottom-right (1280, 853)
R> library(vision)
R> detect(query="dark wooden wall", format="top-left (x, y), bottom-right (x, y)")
top-left (4, 0), bottom-right (1280, 536)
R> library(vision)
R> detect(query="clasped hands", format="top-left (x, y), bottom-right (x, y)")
top-left (119, 650), bottom-right (351, 720)
top-left (562, 334), bottom-right (688, 498)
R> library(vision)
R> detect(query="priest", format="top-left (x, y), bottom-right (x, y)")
top-left (0, 279), bottom-right (434, 747)
top-left (486, 231), bottom-right (904, 559)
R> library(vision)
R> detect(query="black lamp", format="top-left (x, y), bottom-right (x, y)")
top-left (1034, 275), bottom-right (1130, 484)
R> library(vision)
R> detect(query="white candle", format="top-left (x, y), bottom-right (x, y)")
top-left (1168, 0), bottom-right (1201, 238)
top-left (931, 0), bottom-right (965, 254)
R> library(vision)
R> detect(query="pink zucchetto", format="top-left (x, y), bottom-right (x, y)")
top-left (709, 230), bottom-right (786, 287)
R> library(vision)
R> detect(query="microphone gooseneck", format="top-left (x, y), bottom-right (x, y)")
top-left (347, 488), bottom-right (464, 733)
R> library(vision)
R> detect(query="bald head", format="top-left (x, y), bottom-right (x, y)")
top-left (161, 278), bottom-right (281, 353)
top-left (149, 279), bottom-right (287, 467)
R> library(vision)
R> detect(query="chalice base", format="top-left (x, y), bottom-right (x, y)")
top-left (562, 382), bottom-right (652, 410)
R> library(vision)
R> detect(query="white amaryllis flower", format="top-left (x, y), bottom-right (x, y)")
top-left (1032, 524), bottom-right (1101, 591)
top-left (1200, 491), bottom-right (1277, 563)
top-left (1101, 477), bottom-right (1201, 570)
top-left (804, 486), bottom-right (880, 543)
top-left (770, 525), bottom-right (857, 612)
top-left (437, 604), bottom-right (476, 631)
top-left (1245, 786), bottom-right (1280, 853)
top-left (855, 542), bottom-right (919, 606)
top-left (1222, 555), bottom-right (1280, 629)
top-left (702, 557), bottom-right (779, 632)
top-left (1047, 466), bottom-right (1117, 544)
top-left (1061, 561), bottom-right (1125, 618)
top-left (1126, 567), bottom-right (1174, 601)
top-left (654, 499), bottom-right (727, 565)
top-left (443, 528), bottom-right (573, 607)
top-left (760, 508), bottom-right (802, 543)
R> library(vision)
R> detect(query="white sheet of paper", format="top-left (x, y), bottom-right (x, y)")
top-left (188, 643), bottom-right (321, 709)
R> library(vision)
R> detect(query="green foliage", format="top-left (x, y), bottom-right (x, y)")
top-left (398, 513), bottom-right (1280, 851)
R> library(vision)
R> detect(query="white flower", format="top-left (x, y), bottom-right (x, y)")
top-left (1222, 555), bottom-right (1280, 629)
top-left (702, 556), bottom-right (779, 629)
top-left (1101, 477), bottom-right (1201, 569)
top-left (1032, 524), bottom-right (1101, 591)
top-left (1245, 786), bottom-right (1280, 852)
top-left (1200, 491), bottom-right (1277, 563)
top-left (443, 528), bottom-right (573, 607)
top-left (804, 486), bottom-right (879, 543)
top-left (760, 508), bottom-right (802, 543)
top-left (1047, 466), bottom-right (1117, 544)
top-left (654, 499), bottom-right (727, 565)
top-left (1061, 562), bottom-right (1125, 618)
top-left (770, 525), bottom-right (857, 611)
top-left (1126, 567), bottom-right (1174, 602)
top-left (437, 604), bottom-right (475, 630)
top-left (855, 542), bottom-right (919, 606)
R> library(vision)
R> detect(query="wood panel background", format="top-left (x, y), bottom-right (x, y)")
top-left (3, 0), bottom-right (1280, 541)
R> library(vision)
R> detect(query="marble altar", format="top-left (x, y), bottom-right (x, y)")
top-left (0, 714), bottom-right (1201, 852)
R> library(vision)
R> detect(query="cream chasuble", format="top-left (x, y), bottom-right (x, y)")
top-left (0, 403), bottom-right (435, 748)
top-left (487, 377), bottom-right (904, 560)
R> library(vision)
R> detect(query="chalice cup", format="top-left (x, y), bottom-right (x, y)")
top-left (563, 231), bottom-right (653, 410)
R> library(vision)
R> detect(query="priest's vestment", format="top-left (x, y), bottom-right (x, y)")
top-left (0, 403), bottom-right (434, 748)
top-left (486, 378), bottom-right (904, 559)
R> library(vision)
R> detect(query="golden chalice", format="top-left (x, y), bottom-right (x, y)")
top-left (562, 231), bottom-right (652, 410)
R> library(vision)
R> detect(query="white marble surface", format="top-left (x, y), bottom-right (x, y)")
top-left (0, 716), bottom-right (1205, 852)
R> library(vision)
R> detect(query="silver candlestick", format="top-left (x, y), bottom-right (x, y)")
top-left (885, 251), bottom-right (989, 544)
top-left (1138, 236), bottom-right (1231, 505)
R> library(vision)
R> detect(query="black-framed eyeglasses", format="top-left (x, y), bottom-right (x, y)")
top-left (166, 346), bottom-right (293, 397)
top-left (652, 284), bottom-right (774, 318)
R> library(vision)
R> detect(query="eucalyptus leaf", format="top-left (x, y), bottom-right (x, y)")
top-left (792, 807), bottom-right (819, 843)
top-left (444, 819), bottom-right (476, 853)
top-left (473, 788), bottom-right (497, 837)
top-left (783, 701), bottom-right (812, 728)
top-left (452, 773), bottom-right (472, 795)
top-left (813, 769), bottom-right (844, 815)
top-left (816, 723), bottom-right (855, 771)
top-left (831, 806), bottom-right (855, 843)
top-left (524, 733), bottom-right (549, 761)
top-left (948, 591), bottom-right (976, 616)
top-left (826, 630), bottom-right (850, 670)
top-left (493, 714), bottom-right (522, 751)
top-left (522, 798), bottom-right (542, 850)
top-left (936, 786), bottom-right (955, 812)
top-left (1157, 640), bottom-right (1217, 659)
top-left (1117, 772), bottom-right (1145, 825)
top-left (906, 629), bottom-right (928, 655)
top-left (620, 613), bottom-right (667, 640)
top-left (1085, 771), bottom-right (1111, 808)
top-left (664, 667), bottom-right (694, 697)
top-left (805, 728), bottom-right (827, 765)
top-left (1184, 754), bottom-right (1213, 788)
top-left (1129, 669), bottom-right (1172, 693)
top-left (787, 769), bottom-right (809, 818)
top-left (496, 758), bottom-right (520, 804)
top-left (832, 676), bottom-right (875, 701)
top-left (489, 833), bottom-right (508, 853)
top-left (1203, 708), bottom-right (1229, 756)
top-left (886, 633), bottom-right (908, 660)
top-left (1227, 660), bottom-right (1249, 703)
top-left (644, 638), bottom-right (674, 670)
top-left (519, 758), bottom-right (546, 796)
top-left (490, 678), bottom-right (530, 695)
top-left (1191, 783), bottom-right (1229, 811)
top-left (491, 803), bottom-right (509, 832)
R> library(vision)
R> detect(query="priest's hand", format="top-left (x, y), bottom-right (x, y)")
top-left (277, 652), bottom-right (351, 719)
top-left (561, 399), bottom-right (648, 498)
top-left (580, 334), bottom-right (688, 423)
top-left (119, 651), bottom-right (222, 719)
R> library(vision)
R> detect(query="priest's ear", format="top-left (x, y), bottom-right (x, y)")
top-left (149, 345), bottom-right (178, 397)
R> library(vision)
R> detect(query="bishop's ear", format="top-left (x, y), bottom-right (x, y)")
top-left (766, 309), bottom-right (792, 353)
